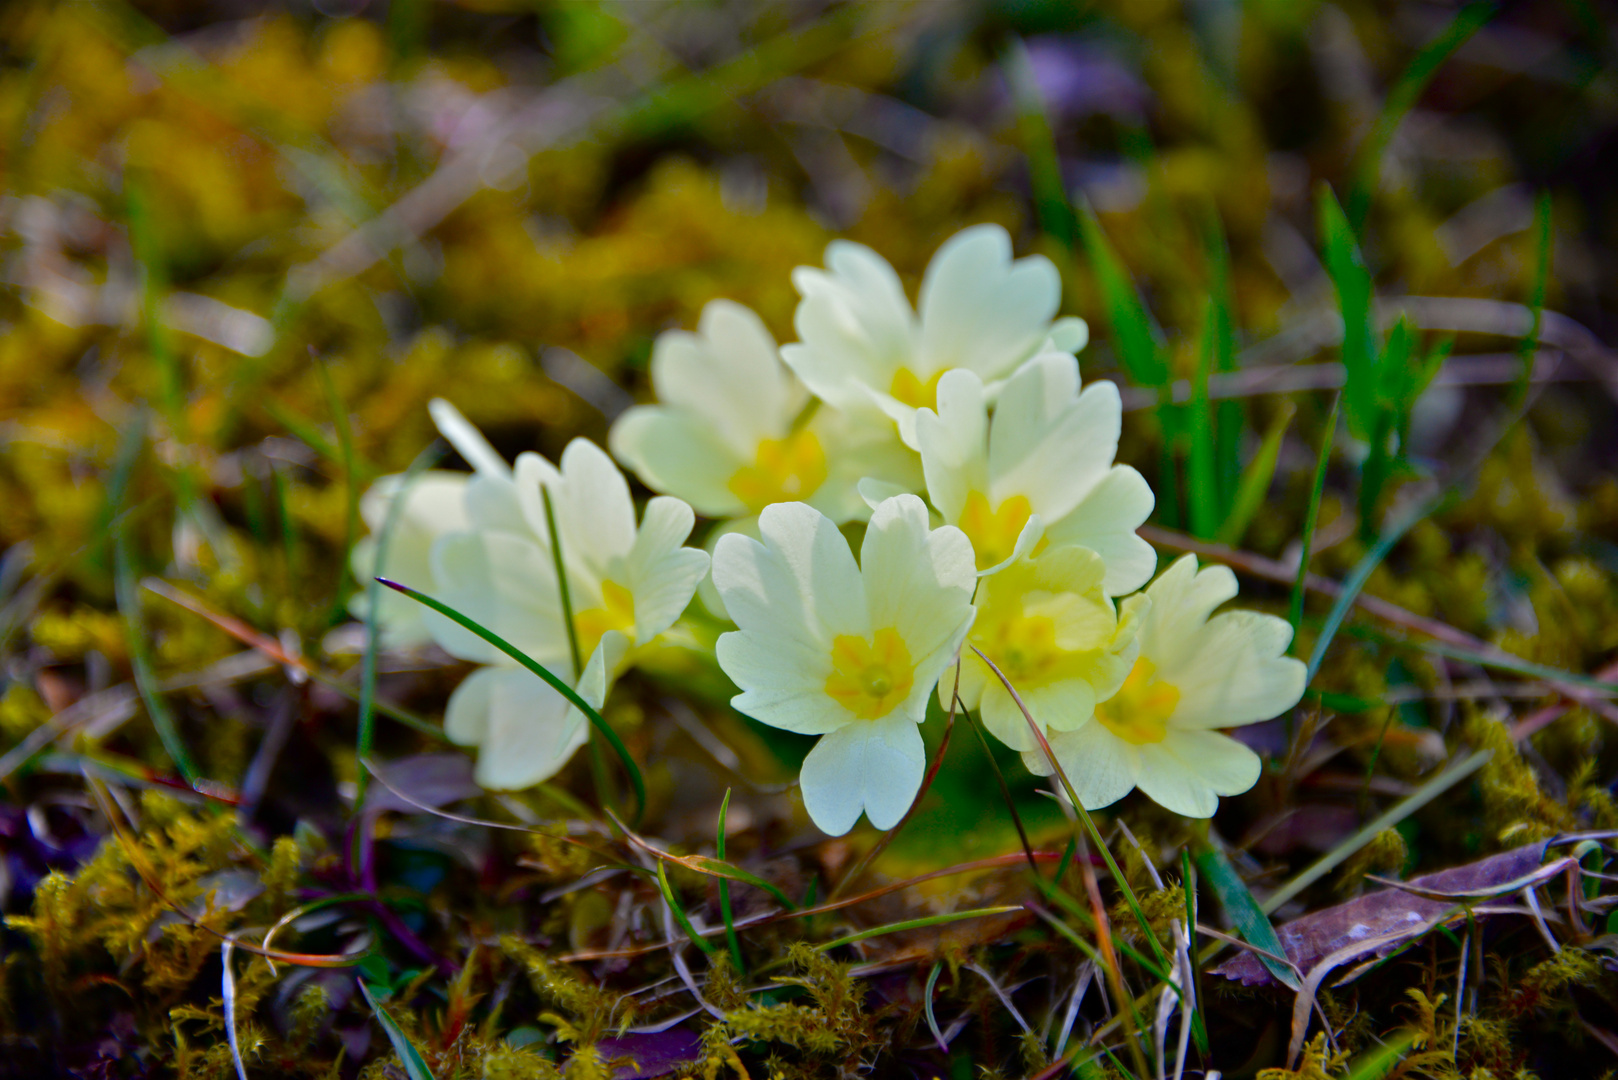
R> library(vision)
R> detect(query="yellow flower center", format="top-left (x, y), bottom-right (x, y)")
top-left (727, 430), bottom-right (828, 513)
top-left (824, 628), bottom-right (914, 720)
top-left (975, 610), bottom-right (1061, 685)
top-left (1094, 658), bottom-right (1179, 745)
top-left (573, 579), bottom-right (635, 663)
top-left (958, 491), bottom-right (1034, 571)
top-left (889, 367), bottom-right (945, 410)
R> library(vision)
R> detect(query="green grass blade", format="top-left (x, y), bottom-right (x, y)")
top-left (1004, 36), bottom-right (1075, 248)
top-left (1204, 208), bottom-right (1243, 516)
top-left (1194, 845), bottom-right (1301, 990)
top-left (1513, 190), bottom-right (1553, 406)
top-left (1290, 393), bottom-right (1340, 647)
top-left (1181, 850), bottom-right (1209, 1055)
top-left (1076, 197), bottom-right (1168, 388)
top-left (1215, 400), bottom-right (1294, 548)
top-left (716, 788), bottom-right (745, 976)
top-left (656, 860), bottom-right (718, 957)
top-left (115, 535), bottom-right (200, 785)
top-left (540, 484), bottom-right (584, 680)
top-left (814, 906), bottom-right (1021, 952)
top-left (355, 444), bottom-right (443, 809)
top-left (923, 961), bottom-right (947, 1049)
top-left (357, 980), bottom-right (435, 1080)
top-left (1345, 2), bottom-right (1495, 234)
top-left (1408, 640), bottom-right (1618, 695)
top-left (1260, 748), bottom-right (1492, 916)
top-left (1305, 489), bottom-right (1448, 683)
top-left (1318, 187), bottom-right (1378, 439)
top-left (378, 578), bottom-right (646, 823)
top-left (1342, 1029), bottom-right (1417, 1080)
top-left (318, 360), bottom-right (360, 628)
top-left (1187, 303), bottom-right (1220, 540)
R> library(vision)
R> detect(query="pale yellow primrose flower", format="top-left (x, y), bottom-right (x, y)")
top-left (1024, 554), bottom-right (1307, 818)
top-left (958, 544), bottom-right (1143, 754)
top-left (609, 299), bottom-right (919, 527)
top-left (712, 495), bottom-right (976, 836)
top-left (419, 416), bottom-right (709, 790)
top-left (782, 224), bottom-right (1087, 448)
top-left (913, 351), bottom-right (1156, 591)
top-left (349, 471), bottom-right (470, 647)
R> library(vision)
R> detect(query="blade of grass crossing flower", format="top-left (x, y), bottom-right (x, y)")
top-left (1215, 400), bottom-right (1294, 548)
top-left (1513, 191), bottom-right (1553, 406)
top-left (1194, 845), bottom-right (1302, 990)
top-left (357, 979), bottom-right (435, 1080)
top-left (968, 647), bottom-right (1171, 976)
top-left (355, 443), bottom-right (442, 808)
top-left (1187, 304), bottom-right (1220, 540)
top-left (1344, 2), bottom-right (1494, 234)
top-left (1290, 393), bottom-right (1340, 647)
top-left (541, 483), bottom-right (617, 809)
top-left (378, 578), bottom-right (646, 823)
top-left (716, 788), bottom-right (745, 975)
top-left (814, 906), bottom-right (1021, 953)
top-left (656, 860), bottom-right (719, 957)
top-left (964, 709), bottom-right (1040, 877)
top-left (114, 533), bottom-right (200, 785)
top-left (1004, 37), bottom-right (1075, 248)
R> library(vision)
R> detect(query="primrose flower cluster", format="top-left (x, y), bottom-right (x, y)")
top-left (356, 224), bottom-right (1306, 836)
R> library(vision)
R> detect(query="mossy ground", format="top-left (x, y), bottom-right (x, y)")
top-left (2, 2), bottom-right (1618, 1077)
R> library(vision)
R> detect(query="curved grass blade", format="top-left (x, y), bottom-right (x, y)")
top-left (1194, 845), bottom-right (1302, 991)
top-left (1215, 399), bottom-right (1294, 548)
top-left (1260, 747), bottom-right (1493, 915)
top-left (1004, 36), bottom-right (1075, 248)
top-left (358, 979), bottom-right (435, 1080)
top-left (924, 961), bottom-right (948, 1050)
top-left (378, 578), bottom-right (646, 823)
top-left (717, 788), bottom-right (745, 975)
top-left (656, 859), bottom-right (718, 957)
top-left (1076, 197), bottom-right (1168, 388)
top-left (1305, 490), bottom-right (1448, 684)
top-left (115, 535), bottom-right (200, 785)
top-left (1289, 393), bottom-right (1340, 645)
top-left (1513, 191), bottom-right (1553, 406)
top-left (1345, 2), bottom-right (1494, 234)
top-left (813, 906), bottom-right (1021, 953)
top-left (221, 940), bottom-right (249, 1080)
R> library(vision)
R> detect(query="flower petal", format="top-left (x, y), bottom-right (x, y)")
top-left (916, 224), bottom-right (1060, 378)
top-left (426, 531), bottom-right (568, 666)
top-left (1043, 465), bottom-right (1157, 596)
top-left (915, 368), bottom-right (989, 525)
top-left (861, 495), bottom-right (977, 714)
top-left (716, 630), bottom-right (849, 736)
top-left (446, 666), bottom-right (589, 790)
top-left (1033, 721), bottom-right (1139, 811)
top-left (989, 356), bottom-right (1119, 523)
top-left (1166, 611), bottom-right (1306, 729)
top-left (652, 299), bottom-right (797, 454)
top-left (715, 501), bottom-right (868, 645)
top-left (799, 712), bottom-right (926, 835)
top-left (555, 438), bottom-right (638, 579)
top-left (609, 406), bottom-right (746, 518)
top-left (1134, 730), bottom-right (1261, 818)
top-left (625, 496), bottom-right (708, 642)
top-left (784, 240), bottom-right (916, 411)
